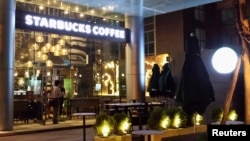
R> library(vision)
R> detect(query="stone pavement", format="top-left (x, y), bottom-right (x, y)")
top-left (0, 117), bottom-right (143, 141)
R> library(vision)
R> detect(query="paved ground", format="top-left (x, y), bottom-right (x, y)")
top-left (0, 128), bottom-right (95, 141)
top-left (0, 117), bottom-right (143, 141)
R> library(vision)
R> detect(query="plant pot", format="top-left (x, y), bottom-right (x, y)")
top-left (94, 136), bottom-right (116, 141)
top-left (114, 134), bottom-right (131, 141)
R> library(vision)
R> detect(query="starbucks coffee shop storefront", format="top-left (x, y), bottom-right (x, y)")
top-left (1, 0), bottom-right (145, 130)
top-left (13, 3), bottom-right (129, 123)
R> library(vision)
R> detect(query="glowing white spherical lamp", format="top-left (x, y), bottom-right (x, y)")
top-left (212, 47), bottom-right (238, 74)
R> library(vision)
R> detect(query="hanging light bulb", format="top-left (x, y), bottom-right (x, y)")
top-left (45, 43), bottom-right (52, 50)
top-left (36, 51), bottom-right (42, 58)
top-left (61, 48), bottom-right (68, 55)
top-left (63, 35), bottom-right (70, 40)
top-left (58, 39), bottom-right (65, 45)
top-left (54, 50), bottom-right (61, 56)
top-left (50, 34), bottom-right (59, 38)
top-left (41, 54), bottom-right (48, 60)
top-left (46, 60), bottom-right (53, 67)
top-left (41, 46), bottom-right (49, 53)
top-left (31, 43), bottom-right (40, 50)
top-left (50, 46), bottom-right (56, 52)
top-left (36, 35), bottom-right (44, 42)
top-left (26, 60), bottom-right (33, 68)
top-left (55, 44), bottom-right (62, 50)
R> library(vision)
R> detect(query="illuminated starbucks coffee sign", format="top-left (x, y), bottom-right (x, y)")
top-left (16, 10), bottom-right (129, 42)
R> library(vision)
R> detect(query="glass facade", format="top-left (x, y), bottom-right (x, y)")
top-left (14, 1), bottom-right (126, 100)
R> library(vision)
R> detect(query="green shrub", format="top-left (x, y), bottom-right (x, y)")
top-left (113, 113), bottom-right (131, 135)
top-left (147, 107), bottom-right (167, 130)
top-left (94, 113), bottom-right (114, 137)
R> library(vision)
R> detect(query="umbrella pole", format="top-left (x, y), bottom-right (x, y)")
top-left (221, 56), bottom-right (242, 124)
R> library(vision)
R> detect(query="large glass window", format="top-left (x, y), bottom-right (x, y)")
top-left (195, 6), bottom-right (205, 21)
top-left (195, 28), bottom-right (206, 50)
top-left (14, 1), bottom-right (126, 100)
top-left (144, 17), bottom-right (155, 56)
top-left (221, 8), bottom-right (236, 25)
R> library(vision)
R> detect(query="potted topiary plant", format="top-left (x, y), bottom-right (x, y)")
top-left (113, 112), bottom-right (131, 135)
top-left (148, 107), bottom-right (171, 130)
top-left (165, 107), bottom-right (187, 128)
top-left (94, 113), bottom-right (114, 138)
top-left (112, 112), bottom-right (132, 141)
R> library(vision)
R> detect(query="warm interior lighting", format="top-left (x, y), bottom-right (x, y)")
top-left (36, 51), bottom-right (42, 58)
top-left (31, 43), bottom-right (40, 50)
top-left (58, 39), bottom-right (65, 45)
top-left (50, 46), bottom-right (55, 52)
top-left (61, 48), bottom-right (68, 55)
top-left (46, 60), bottom-right (53, 67)
top-left (35, 35), bottom-right (44, 42)
top-left (41, 46), bottom-right (49, 53)
top-left (54, 50), bottom-right (61, 56)
top-left (41, 54), bottom-right (48, 60)
top-left (50, 34), bottom-right (59, 38)
top-left (45, 43), bottom-right (51, 49)
top-left (26, 60), bottom-right (33, 68)
top-left (55, 44), bottom-right (62, 51)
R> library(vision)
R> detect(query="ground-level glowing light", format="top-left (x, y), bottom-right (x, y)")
top-left (160, 116), bottom-right (171, 129)
top-left (193, 113), bottom-right (203, 125)
top-left (212, 47), bottom-right (238, 74)
top-left (119, 118), bottom-right (131, 134)
top-left (100, 121), bottom-right (111, 137)
top-left (172, 113), bottom-right (181, 128)
top-left (228, 110), bottom-right (238, 121)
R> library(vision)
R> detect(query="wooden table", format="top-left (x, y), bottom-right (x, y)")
top-left (72, 112), bottom-right (96, 141)
top-left (132, 130), bottom-right (165, 141)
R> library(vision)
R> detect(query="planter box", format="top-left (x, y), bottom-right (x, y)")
top-left (94, 136), bottom-right (115, 141)
top-left (94, 134), bottom-right (131, 141)
top-left (151, 125), bottom-right (207, 141)
top-left (114, 134), bottom-right (131, 141)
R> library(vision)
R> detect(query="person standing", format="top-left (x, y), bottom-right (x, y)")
top-left (59, 81), bottom-right (65, 116)
top-left (49, 80), bottom-right (62, 124)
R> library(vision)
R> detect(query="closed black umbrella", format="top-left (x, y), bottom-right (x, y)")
top-left (159, 62), bottom-right (176, 99)
top-left (175, 33), bottom-right (215, 125)
top-left (147, 64), bottom-right (161, 97)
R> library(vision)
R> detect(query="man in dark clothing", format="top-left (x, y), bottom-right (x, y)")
top-left (59, 81), bottom-right (65, 116)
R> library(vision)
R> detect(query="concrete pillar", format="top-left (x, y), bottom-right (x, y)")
top-left (0, 0), bottom-right (15, 130)
top-left (125, 0), bottom-right (145, 102)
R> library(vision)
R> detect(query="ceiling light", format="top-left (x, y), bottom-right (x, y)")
top-left (31, 43), bottom-right (40, 50)
top-left (50, 34), bottom-right (59, 38)
top-left (36, 35), bottom-right (44, 42)
top-left (46, 60), bottom-right (53, 67)
top-left (58, 39), bottom-right (65, 45)
top-left (55, 44), bottom-right (62, 50)
top-left (54, 50), bottom-right (61, 56)
top-left (36, 51), bottom-right (42, 58)
top-left (45, 43), bottom-right (52, 49)
top-left (50, 46), bottom-right (55, 52)
top-left (61, 48), bottom-right (68, 55)
top-left (80, 13), bottom-right (84, 17)
top-left (41, 54), bottom-right (48, 60)
top-left (41, 46), bottom-right (49, 53)
top-left (26, 60), bottom-right (33, 68)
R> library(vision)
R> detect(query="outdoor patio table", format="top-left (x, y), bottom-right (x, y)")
top-left (72, 112), bottom-right (96, 141)
top-left (132, 130), bottom-right (165, 141)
